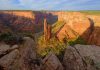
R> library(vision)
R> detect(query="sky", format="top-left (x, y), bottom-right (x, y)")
top-left (0, 0), bottom-right (100, 10)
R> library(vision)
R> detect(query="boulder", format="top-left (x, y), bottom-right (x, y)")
top-left (42, 52), bottom-right (63, 70)
top-left (0, 44), bottom-right (19, 58)
top-left (0, 37), bottom-right (40, 70)
top-left (11, 45), bottom-right (19, 50)
top-left (74, 44), bottom-right (100, 69)
top-left (63, 46), bottom-right (87, 70)
top-left (0, 44), bottom-right (10, 56)
top-left (0, 49), bottom-right (19, 70)
top-left (63, 44), bottom-right (100, 70)
top-left (18, 37), bottom-right (40, 70)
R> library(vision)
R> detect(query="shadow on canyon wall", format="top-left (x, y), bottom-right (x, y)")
top-left (72, 18), bottom-right (100, 46)
top-left (33, 11), bottom-right (58, 25)
top-left (0, 12), bottom-right (36, 33)
top-left (0, 11), bottom-right (99, 46)
top-left (0, 12), bottom-right (58, 33)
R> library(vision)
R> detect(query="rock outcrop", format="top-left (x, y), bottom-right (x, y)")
top-left (0, 44), bottom-right (18, 58)
top-left (51, 12), bottom-right (100, 46)
top-left (0, 37), bottom-right (40, 70)
top-left (41, 44), bottom-right (100, 70)
top-left (42, 52), bottom-right (63, 70)
top-left (0, 49), bottom-right (19, 70)
top-left (86, 15), bottom-right (100, 46)
top-left (18, 37), bottom-right (39, 70)
top-left (88, 27), bottom-right (100, 46)
top-left (0, 44), bottom-right (10, 56)
top-left (63, 44), bottom-right (100, 70)
top-left (74, 44), bottom-right (100, 67)
top-left (44, 18), bottom-right (52, 41)
top-left (56, 12), bottom-right (93, 42)
top-left (0, 37), bottom-right (100, 70)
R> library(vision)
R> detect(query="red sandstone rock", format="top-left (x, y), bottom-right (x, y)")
top-left (44, 18), bottom-right (52, 42)
top-left (56, 12), bottom-right (92, 42)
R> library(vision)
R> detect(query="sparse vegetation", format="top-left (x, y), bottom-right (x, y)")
top-left (80, 10), bottom-right (100, 15)
top-left (38, 36), bottom-right (66, 60)
top-left (68, 37), bottom-right (86, 46)
top-left (52, 21), bottom-right (65, 33)
top-left (0, 33), bottom-right (23, 45)
top-left (17, 32), bottom-right (35, 40)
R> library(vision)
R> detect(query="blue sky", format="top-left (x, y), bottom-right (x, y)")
top-left (0, 0), bottom-right (100, 10)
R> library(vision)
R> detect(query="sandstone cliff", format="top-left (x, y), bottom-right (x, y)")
top-left (1, 11), bottom-right (35, 19)
top-left (50, 12), bottom-right (100, 46)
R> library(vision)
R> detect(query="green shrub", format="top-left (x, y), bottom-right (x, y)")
top-left (17, 32), bottom-right (35, 39)
top-left (0, 33), bottom-right (23, 45)
top-left (68, 37), bottom-right (86, 46)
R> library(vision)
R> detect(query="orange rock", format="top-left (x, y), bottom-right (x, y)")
top-left (56, 12), bottom-right (92, 42)
top-left (3, 11), bottom-right (34, 19)
top-left (44, 18), bottom-right (52, 41)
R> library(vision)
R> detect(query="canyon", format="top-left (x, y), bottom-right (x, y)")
top-left (0, 11), bottom-right (100, 70)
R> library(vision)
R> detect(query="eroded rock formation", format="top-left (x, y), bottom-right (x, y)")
top-left (50, 12), bottom-right (100, 46)
top-left (44, 18), bottom-right (52, 42)
top-left (56, 12), bottom-right (93, 42)
top-left (87, 15), bottom-right (100, 46)
top-left (88, 27), bottom-right (100, 46)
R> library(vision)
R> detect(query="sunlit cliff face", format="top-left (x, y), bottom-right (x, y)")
top-left (2, 11), bottom-right (35, 19)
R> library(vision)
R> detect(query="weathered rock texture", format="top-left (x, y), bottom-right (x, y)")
top-left (42, 52), bottom-right (63, 70)
top-left (18, 37), bottom-right (39, 70)
top-left (0, 38), bottom-right (100, 70)
top-left (56, 12), bottom-right (93, 42)
top-left (41, 44), bottom-right (100, 70)
top-left (63, 44), bottom-right (100, 70)
top-left (0, 37), bottom-right (40, 70)
top-left (0, 49), bottom-right (19, 70)
top-left (50, 12), bottom-right (100, 46)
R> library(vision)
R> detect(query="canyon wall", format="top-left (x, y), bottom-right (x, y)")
top-left (0, 11), bottom-right (100, 46)
top-left (1, 11), bottom-right (35, 19)
top-left (49, 12), bottom-right (100, 46)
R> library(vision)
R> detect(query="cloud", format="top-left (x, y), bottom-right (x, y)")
top-left (0, 0), bottom-right (100, 10)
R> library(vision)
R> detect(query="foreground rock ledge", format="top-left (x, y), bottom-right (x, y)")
top-left (63, 44), bottom-right (100, 70)
top-left (42, 52), bottom-right (63, 70)
top-left (0, 37), bottom-right (40, 70)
